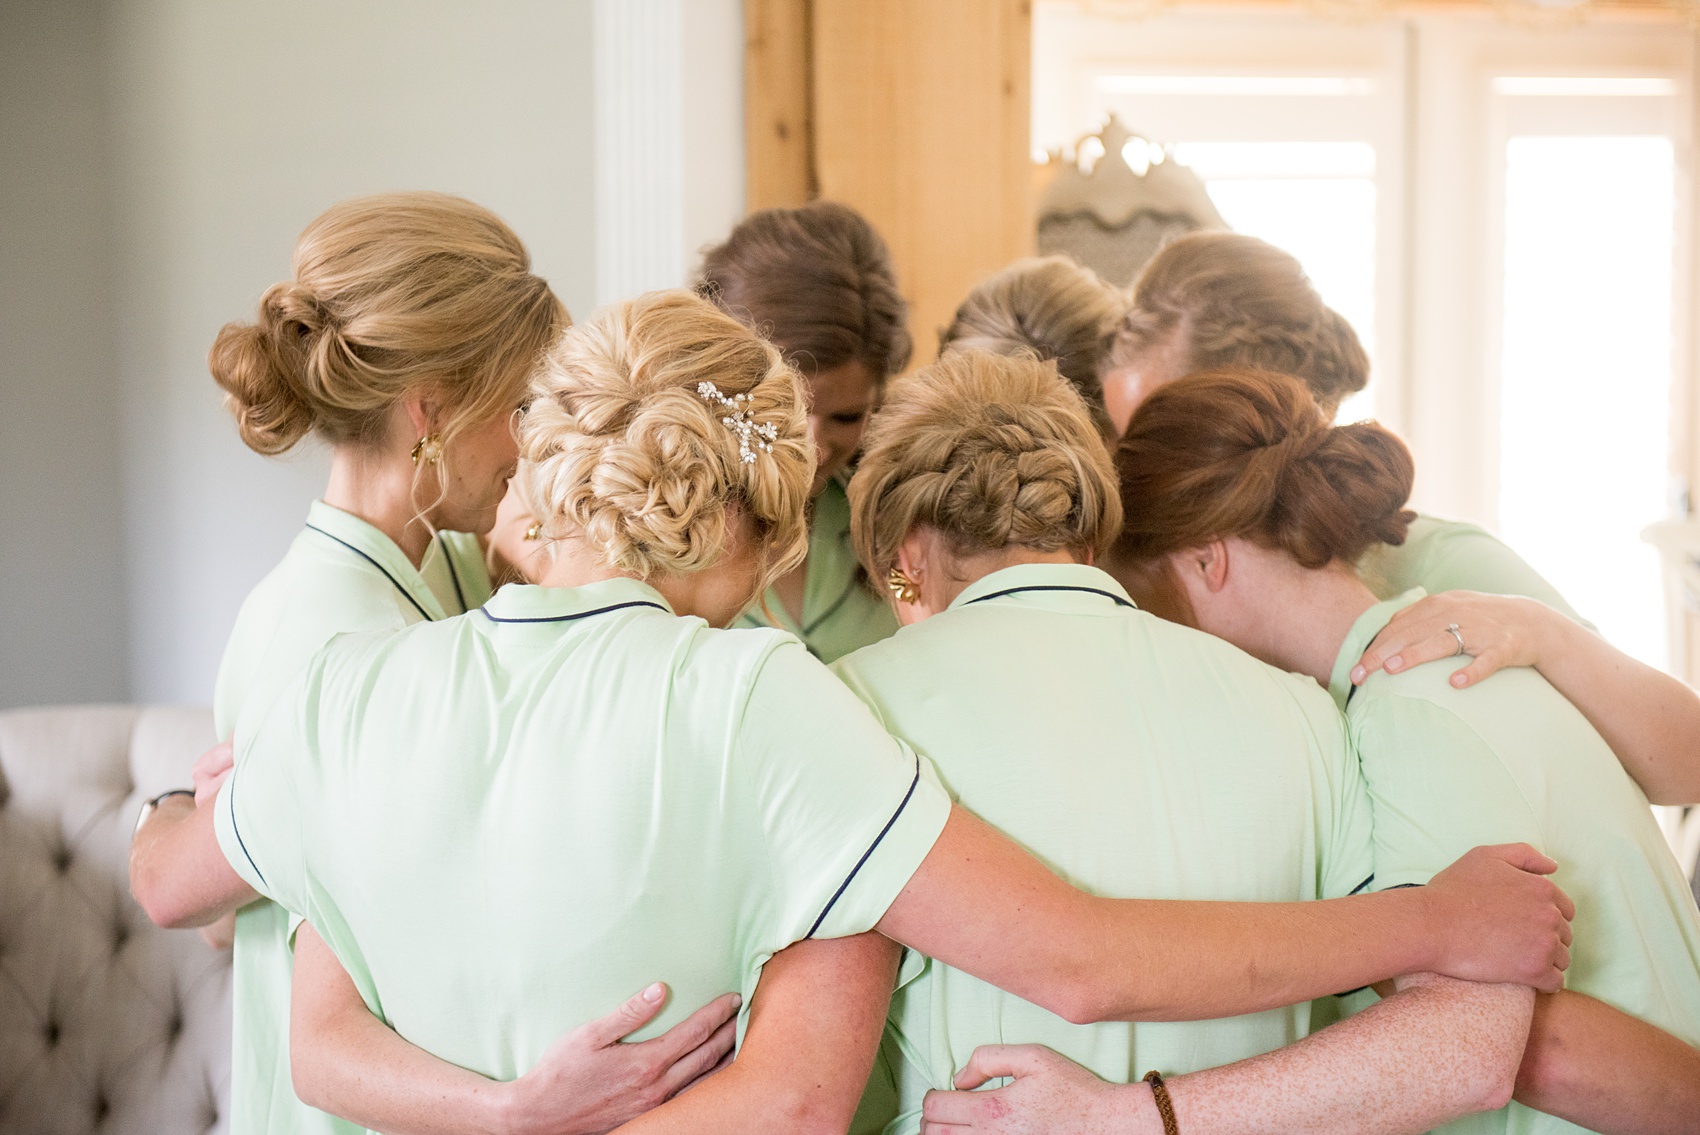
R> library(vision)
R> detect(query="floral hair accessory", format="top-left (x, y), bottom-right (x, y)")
top-left (696, 381), bottom-right (778, 464)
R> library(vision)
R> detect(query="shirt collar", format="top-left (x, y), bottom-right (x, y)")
top-left (479, 576), bottom-right (676, 624)
top-left (304, 500), bottom-right (449, 621)
top-left (1327, 587), bottom-right (1428, 711)
top-left (947, 562), bottom-right (1137, 613)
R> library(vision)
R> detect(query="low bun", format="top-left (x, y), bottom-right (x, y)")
top-left (1114, 368), bottom-right (1413, 571)
top-left (520, 291), bottom-right (814, 589)
top-left (210, 192), bottom-right (566, 461)
top-left (208, 282), bottom-right (320, 455)
top-left (848, 351), bottom-right (1122, 579)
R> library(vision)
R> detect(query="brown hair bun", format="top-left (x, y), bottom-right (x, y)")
top-left (695, 200), bottom-right (911, 379)
top-left (1114, 367), bottom-right (1414, 570)
top-left (1111, 232), bottom-right (1369, 415)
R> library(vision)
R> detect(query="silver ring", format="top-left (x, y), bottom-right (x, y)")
top-left (1445, 623), bottom-right (1466, 657)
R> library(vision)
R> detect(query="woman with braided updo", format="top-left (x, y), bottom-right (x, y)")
top-left (838, 351), bottom-right (1567, 1135)
top-left (154, 294), bottom-right (1569, 1134)
top-left (697, 200), bottom-right (911, 661)
top-left (938, 255), bottom-right (1127, 442)
top-left (1095, 367), bottom-right (1700, 1135)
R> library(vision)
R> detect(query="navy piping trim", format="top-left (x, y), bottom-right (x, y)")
top-left (964, 584), bottom-right (1135, 609)
top-left (1345, 684), bottom-right (1361, 708)
top-left (226, 775), bottom-right (268, 889)
top-left (305, 524), bottom-right (434, 622)
top-left (478, 600), bottom-right (668, 624)
top-left (803, 579), bottom-right (860, 636)
top-left (806, 752), bottom-right (922, 939)
top-left (438, 533), bottom-right (468, 614)
top-left (1348, 873), bottom-right (1375, 896)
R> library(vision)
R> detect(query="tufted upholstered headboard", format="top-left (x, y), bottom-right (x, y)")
top-left (0, 705), bottom-right (231, 1135)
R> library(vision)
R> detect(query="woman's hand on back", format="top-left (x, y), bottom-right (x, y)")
top-left (1351, 592), bottom-right (1559, 690)
top-left (1421, 844), bottom-right (1573, 991)
top-left (922, 1045), bottom-right (1155, 1135)
top-left (192, 740), bottom-right (236, 804)
top-left (501, 986), bottom-right (740, 1135)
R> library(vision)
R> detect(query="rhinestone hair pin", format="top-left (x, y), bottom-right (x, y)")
top-left (696, 381), bottom-right (778, 464)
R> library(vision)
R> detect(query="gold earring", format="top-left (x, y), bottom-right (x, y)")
top-left (886, 568), bottom-right (919, 605)
top-left (411, 433), bottom-right (443, 465)
top-left (523, 520), bottom-right (544, 541)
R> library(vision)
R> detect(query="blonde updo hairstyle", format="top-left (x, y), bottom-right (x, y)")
top-left (209, 192), bottom-right (564, 481)
top-left (1111, 232), bottom-right (1368, 415)
top-left (520, 291), bottom-right (814, 598)
top-left (940, 256), bottom-right (1127, 440)
top-left (1112, 368), bottom-right (1414, 622)
top-left (848, 351), bottom-right (1123, 583)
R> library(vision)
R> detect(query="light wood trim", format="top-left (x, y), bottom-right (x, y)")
top-left (744, 0), bottom-right (815, 211)
top-left (812, 0), bottom-right (1034, 367)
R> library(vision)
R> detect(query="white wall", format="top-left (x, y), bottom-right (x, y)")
top-left (0, 0), bottom-right (130, 710)
top-left (0, 0), bottom-right (745, 709)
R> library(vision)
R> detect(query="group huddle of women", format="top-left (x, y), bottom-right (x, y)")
top-left (127, 192), bottom-right (1700, 1135)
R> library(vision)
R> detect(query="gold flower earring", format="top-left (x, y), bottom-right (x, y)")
top-left (523, 520), bottom-right (544, 541)
top-left (886, 567), bottom-right (920, 605)
top-left (411, 433), bottom-right (444, 465)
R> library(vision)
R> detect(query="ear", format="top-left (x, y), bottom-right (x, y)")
top-left (894, 529), bottom-right (929, 586)
top-left (1179, 540), bottom-right (1231, 594)
top-left (402, 394), bottom-right (441, 439)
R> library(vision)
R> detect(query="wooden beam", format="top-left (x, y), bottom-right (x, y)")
top-left (812, 0), bottom-right (1034, 368)
top-left (744, 0), bottom-right (815, 211)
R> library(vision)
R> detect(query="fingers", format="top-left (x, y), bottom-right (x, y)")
top-left (581, 982), bottom-right (671, 1048)
top-left (925, 1086), bottom-right (998, 1125)
top-left (656, 1015), bottom-right (737, 1099)
top-left (1488, 842), bottom-right (1559, 876)
top-left (639, 990), bottom-right (742, 1063)
top-left (1449, 655), bottom-right (1499, 689)
top-left (951, 1044), bottom-right (1049, 1090)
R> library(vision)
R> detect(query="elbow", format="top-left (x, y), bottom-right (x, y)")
top-left (1473, 1057), bottom-right (1520, 1114)
top-left (129, 852), bottom-right (203, 930)
top-left (1033, 973), bottom-right (1117, 1027)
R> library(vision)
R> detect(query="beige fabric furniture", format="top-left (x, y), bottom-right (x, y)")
top-left (0, 705), bottom-right (230, 1134)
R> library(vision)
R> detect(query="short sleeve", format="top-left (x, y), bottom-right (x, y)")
top-left (1299, 693), bottom-right (1376, 901)
top-left (1352, 694), bottom-right (1545, 890)
top-left (732, 640), bottom-right (952, 943)
top-left (213, 667), bottom-right (317, 916)
top-left (1417, 525), bottom-right (1591, 628)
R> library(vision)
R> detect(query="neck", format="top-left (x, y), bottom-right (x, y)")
top-left (534, 538), bottom-right (627, 591)
top-left (323, 446), bottom-right (433, 568)
top-left (1241, 561), bottom-right (1380, 687)
top-left (934, 545), bottom-right (1083, 610)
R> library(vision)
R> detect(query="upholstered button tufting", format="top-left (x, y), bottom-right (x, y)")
top-left (111, 922), bottom-right (128, 953)
top-left (52, 846), bottom-right (71, 873)
top-left (93, 1093), bottom-right (110, 1124)
top-left (43, 1017), bottom-right (59, 1046)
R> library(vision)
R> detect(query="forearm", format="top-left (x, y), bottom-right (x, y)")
top-left (879, 808), bottom-right (1439, 1023)
top-left (291, 924), bottom-right (514, 1135)
top-left (1516, 990), bottom-right (1700, 1134)
top-left (1533, 607), bottom-right (1700, 804)
top-left (1164, 974), bottom-right (1532, 1135)
top-left (129, 795), bottom-right (260, 928)
top-left (610, 934), bottom-right (898, 1135)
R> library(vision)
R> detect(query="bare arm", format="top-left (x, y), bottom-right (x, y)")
top-left (291, 925), bottom-right (739, 1135)
top-left (925, 974), bottom-right (1531, 1135)
top-left (129, 793), bottom-right (258, 929)
top-left (1353, 591), bottom-right (1700, 804)
top-left (607, 933), bottom-right (900, 1135)
top-left (878, 807), bottom-right (1571, 1025)
top-left (1515, 990), bottom-right (1700, 1135)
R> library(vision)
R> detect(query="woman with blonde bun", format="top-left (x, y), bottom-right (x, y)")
top-left (1091, 367), bottom-right (1700, 1135)
top-left (938, 255), bottom-right (1126, 440)
top-left (839, 351), bottom-right (1554, 1135)
top-left (130, 194), bottom-right (738, 1135)
top-left (699, 200), bottom-right (910, 662)
top-left (150, 294), bottom-right (1568, 1134)
top-left (1110, 229), bottom-right (1700, 813)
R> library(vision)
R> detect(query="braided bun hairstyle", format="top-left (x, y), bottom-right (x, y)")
top-left (209, 192), bottom-right (564, 456)
top-left (1114, 368), bottom-right (1414, 575)
top-left (940, 256), bottom-right (1126, 440)
top-left (848, 351), bottom-right (1122, 580)
top-left (520, 291), bottom-right (813, 591)
top-left (1111, 232), bottom-right (1369, 415)
top-left (695, 201), bottom-right (911, 379)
